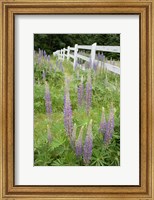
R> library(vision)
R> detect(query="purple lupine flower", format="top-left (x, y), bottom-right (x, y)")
top-left (101, 53), bottom-right (104, 62)
top-left (104, 104), bottom-right (114, 144)
top-left (44, 54), bottom-right (48, 61)
top-left (75, 126), bottom-right (84, 157)
top-left (93, 60), bottom-right (99, 72)
top-left (83, 120), bottom-right (93, 165)
top-left (85, 72), bottom-right (92, 115)
top-left (42, 70), bottom-right (46, 81)
top-left (74, 60), bottom-right (78, 70)
top-left (43, 50), bottom-right (46, 56)
top-left (97, 52), bottom-right (101, 61)
top-left (64, 78), bottom-right (73, 137)
top-left (47, 125), bottom-right (52, 143)
top-left (109, 103), bottom-right (114, 136)
top-left (99, 107), bottom-right (107, 135)
top-left (70, 123), bottom-right (77, 148)
top-left (38, 56), bottom-right (42, 65)
top-left (103, 55), bottom-right (105, 62)
top-left (41, 50), bottom-right (43, 57)
top-left (45, 82), bottom-right (52, 116)
top-left (78, 76), bottom-right (84, 107)
top-left (97, 53), bottom-right (104, 62)
top-left (47, 55), bottom-right (50, 62)
top-left (38, 49), bottom-right (43, 65)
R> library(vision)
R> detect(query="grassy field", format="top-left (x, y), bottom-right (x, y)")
top-left (34, 51), bottom-right (120, 166)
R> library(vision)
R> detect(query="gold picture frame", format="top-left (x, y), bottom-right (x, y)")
top-left (0, 0), bottom-right (154, 199)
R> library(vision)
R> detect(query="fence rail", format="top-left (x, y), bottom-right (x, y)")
top-left (53, 43), bottom-right (120, 75)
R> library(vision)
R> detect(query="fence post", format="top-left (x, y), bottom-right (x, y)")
top-left (67, 46), bottom-right (70, 60)
top-left (91, 43), bottom-right (97, 68)
top-left (73, 44), bottom-right (78, 70)
top-left (62, 48), bottom-right (65, 60)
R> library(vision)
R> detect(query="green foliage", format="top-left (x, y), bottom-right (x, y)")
top-left (34, 54), bottom-right (120, 166)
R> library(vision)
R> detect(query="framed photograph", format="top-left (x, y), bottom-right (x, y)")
top-left (0, 0), bottom-right (154, 199)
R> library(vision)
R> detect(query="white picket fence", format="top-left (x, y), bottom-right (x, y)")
top-left (53, 43), bottom-right (120, 75)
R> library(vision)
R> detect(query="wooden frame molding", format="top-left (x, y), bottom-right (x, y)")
top-left (0, 0), bottom-right (154, 199)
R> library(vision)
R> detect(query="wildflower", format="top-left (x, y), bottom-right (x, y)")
top-left (78, 76), bottom-right (84, 107)
top-left (39, 48), bottom-right (43, 57)
top-left (101, 53), bottom-right (105, 62)
top-left (104, 104), bottom-right (114, 144)
top-left (45, 82), bottom-right (52, 117)
top-left (85, 72), bottom-right (92, 115)
top-left (99, 107), bottom-right (107, 135)
top-left (44, 54), bottom-right (48, 61)
top-left (97, 52), bottom-right (101, 61)
top-left (47, 125), bottom-right (52, 143)
top-left (74, 60), bottom-right (78, 70)
top-left (70, 123), bottom-right (77, 149)
top-left (83, 120), bottom-right (93, 165)
top-left (93, 60), bottom-right (99, 72)
top-left (43, 50), bottom-right (46, 56)
top-left (75, 126), bottom-right (84, 157)
top-left (47, 55), bottom-right (50, 62)
top-left (38, 56), bottom-right (42, 65)
top-left (64, 77), bottom-right (73, 137)
top-left (109, 103), bottom-right (114, 135)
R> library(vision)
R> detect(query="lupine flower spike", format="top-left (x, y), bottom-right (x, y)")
top-left (78, 76), bottom-right (84, 107)
top-left (75, 126), bottom-right (84, 157)
top-left (47, 125), bottom-right (52, 144)
top-left (45, 81), bottom-right (52, 117)
top-left (104, 104), bottom-right (114, 145)
top-left (83, 120), bottom-right (93, 165)
top-left (74, 60), bottom-right (78, 70)
top-left (93, 60), bottom-right (99, 72)
top-left (47, 55), bottom-right (50, 62)
top-left (64, 77), bottom-right (73, 137)
top-left (99, 107), bottom-right (107, 135)
top-left (85, 72), bottom-right (92, 115)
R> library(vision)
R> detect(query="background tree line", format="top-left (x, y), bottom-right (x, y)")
top-left (34, 34), bottom-right (120, 60)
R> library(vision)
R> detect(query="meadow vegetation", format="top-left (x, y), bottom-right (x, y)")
top-left (34, 50), bottom-right (120, 166)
